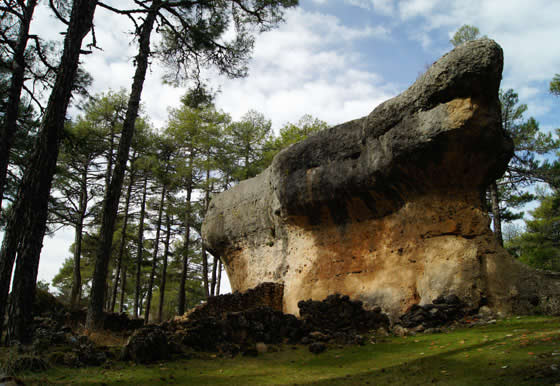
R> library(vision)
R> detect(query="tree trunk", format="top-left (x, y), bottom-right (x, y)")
top-left (177, 185), bottom-right (192, 316)
top-left (134, 175), bottom-right (148, 319)
top-left (87, 1), bottom-right (160, 330)
top-left (490, 181), bottom-right (503, 246)
top-left (0, 0), bottom-right (38, 217)
top-left (157, 213), bottom-right (172, 322)
top-left (109, 166), bottom-right (135, 312)
top-left (144, 184), bottom-right (166, 324)
top-left (202, 166), bottom-right (212, 297)
top-left (104, 124), bottom-right (116, 195)
top-left (119, 263), bottom-right (127, 314)
top-left (210, 255), bottom-right (218, 296)
top-left (245, 150), bottom-right (250, 180)
top-left (105, 279), bottom-right (111, 311)
top-left (202, 249), bottom-right (210, 298)
top-left (1, 0), bottom-right (97, 344)
top-left (70, 166), bottom-right (89, 309)
top-left (216, 259), bottom-right (222, 296)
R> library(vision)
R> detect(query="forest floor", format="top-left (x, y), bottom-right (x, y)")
top-left (2, 315), bottom-right (560, 385)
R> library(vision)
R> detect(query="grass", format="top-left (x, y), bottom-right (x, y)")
top-left (9, 316), bottom-right (560, 385)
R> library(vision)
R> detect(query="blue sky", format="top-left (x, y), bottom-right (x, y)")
top-left (27, 0), bottom-right (560, 287)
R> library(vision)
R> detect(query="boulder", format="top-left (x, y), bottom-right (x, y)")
top-left (121, 327), bottom-right (170, 363)
top-left (399, 294), bottom-right (467, 329)
top-left (176, 282), bottom-right (284, 323)
top-left (298, 294), bottom-right (389, 333)
top-left (175, 306), bottom-right (303, 351)
top-left (202, 39), bottom-right (560, 319)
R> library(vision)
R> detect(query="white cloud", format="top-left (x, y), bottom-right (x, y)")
top-left (398, 0), bottom-right (441, 20)
top-left (37, 228), bottom-right (74, 284)
top-left (345, 0), bottom-right (395, 15)
top-left (389, 1), bottom-right (560, 89)
top-left (214, 8), bottom-right (394, 129)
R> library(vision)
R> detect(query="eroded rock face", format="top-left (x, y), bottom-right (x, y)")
top-left (202, 39), bottom-right (560, 319)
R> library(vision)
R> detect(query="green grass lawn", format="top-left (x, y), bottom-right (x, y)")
top-left (14, 316), bottom-right (560, 385)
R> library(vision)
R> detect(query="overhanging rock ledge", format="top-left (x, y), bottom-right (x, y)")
top-left (202, 39), bottom-right (560, 319)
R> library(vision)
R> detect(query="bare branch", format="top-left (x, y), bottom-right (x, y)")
top-left (21, 83), bottom-right (45, 113)
top-left (28, 35), bottom-right (57, 72)
top-left (48, 0), bottom-right (69, 25)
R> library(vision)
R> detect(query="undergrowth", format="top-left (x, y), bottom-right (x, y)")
top-left (4, 316), bottom-right (560, 385)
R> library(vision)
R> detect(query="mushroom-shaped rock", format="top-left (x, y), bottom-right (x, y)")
top-left (202, 39), bottom-right (560, 319)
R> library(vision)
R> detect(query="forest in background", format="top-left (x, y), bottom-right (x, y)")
top-left (0, 0), bottom-right (558, 349)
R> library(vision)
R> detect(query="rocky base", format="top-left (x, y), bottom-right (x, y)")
top-left (122, 293), bottom-right (393, 362)
top-left (399, 294), bottom-right (468, 330)
top-left (178, 282), bottom-right (284, 323)
top-left (298, 294), bottom-right (390, 334)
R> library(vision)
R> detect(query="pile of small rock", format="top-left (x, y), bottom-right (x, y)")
top-left (395, 294), bottom-right (468, 334)
top-left (179, 282), bottom-right (284, 323)
top-left (297, 294), bottom-right (390, 353)
top-left (168, 306), bottom-right (303, 354)
top-left (121, 326), bottom-right (170, 364)
top-left (30, 316), bottom-right (109, 367)
top-left (120, 293), bottom-right (393, 362)
top-left (299, 294), bottom-right (390, 333)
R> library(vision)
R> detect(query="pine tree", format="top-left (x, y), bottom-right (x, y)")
top-left (490, 90), bottom-right (559, 245)
top-left (506, 191), bottom-right (560, 271)
top-left (227, 110), bottom-right (272, 181)
top-left (0, 0), bottom-right (97, 344)
top-left (87, 0), bottom-right (298, 330)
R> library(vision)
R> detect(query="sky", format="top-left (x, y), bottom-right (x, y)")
top-left (23, 0), bottom-right (560, 292)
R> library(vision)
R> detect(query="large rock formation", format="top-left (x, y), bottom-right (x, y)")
top-left (202, 39), bottom-right (560, 319)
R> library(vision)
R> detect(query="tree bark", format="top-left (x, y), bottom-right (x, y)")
top-left (134, 175), bottom-right (148, 319)
top-left (216, 259), bottom-right (222, 296)
top-left (177, 185), bottom-right (192, 316)
top-left (87, 1), bottom-right (160, 330)
top-left (119, 263), bottom-right (127, 314)
top-left (1, 0), bottom-right (97, 344)
top-left (0, 0), bottom-right (38, 217)
top-left (210, 255), bottom-right (218, 296)
top-left (144, 184), bottom-right (166, 324)
top-left (103, 123), bottom-right (116, 196)
top-left (202, 166), bottom-right (211, 297)
top-left (70, 166), bottom-right (89, 309)
top-left (490, 181), bottom-right (503, 246)
top-left (109, 166), bottom-right (135, 312)
top-left (202, 249), bottom-right (209, 298)
top-left (157, 213), bottom-right (171, 322)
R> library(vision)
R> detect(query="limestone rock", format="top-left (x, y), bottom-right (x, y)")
top-left (202, 39), bottom-right (560, 319)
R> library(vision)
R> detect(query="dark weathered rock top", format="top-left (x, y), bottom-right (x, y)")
top-left (270, 38), bottom-right (510, 218)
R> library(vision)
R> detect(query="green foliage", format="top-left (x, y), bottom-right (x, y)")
top-left (156, 0), bottom-right (299, 86)
top-left (226, 110), bottom-right (272, 181)
top-left (50, 80), bottom-right (327, 320)
top-left (0, 99), bottom-right (40, 218)
top-left (450, 24), bottom-right (485, 47)
top-left (263, 114), bottom-right (328, 166)
top-left (492, 89), bottom-right (559, 227)
top-left (506, 192), bottom-right (560, 271)
top-left (551, 74), bottom-right (560, 97)
top-left (180, 84), bottom-right (216, 109)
